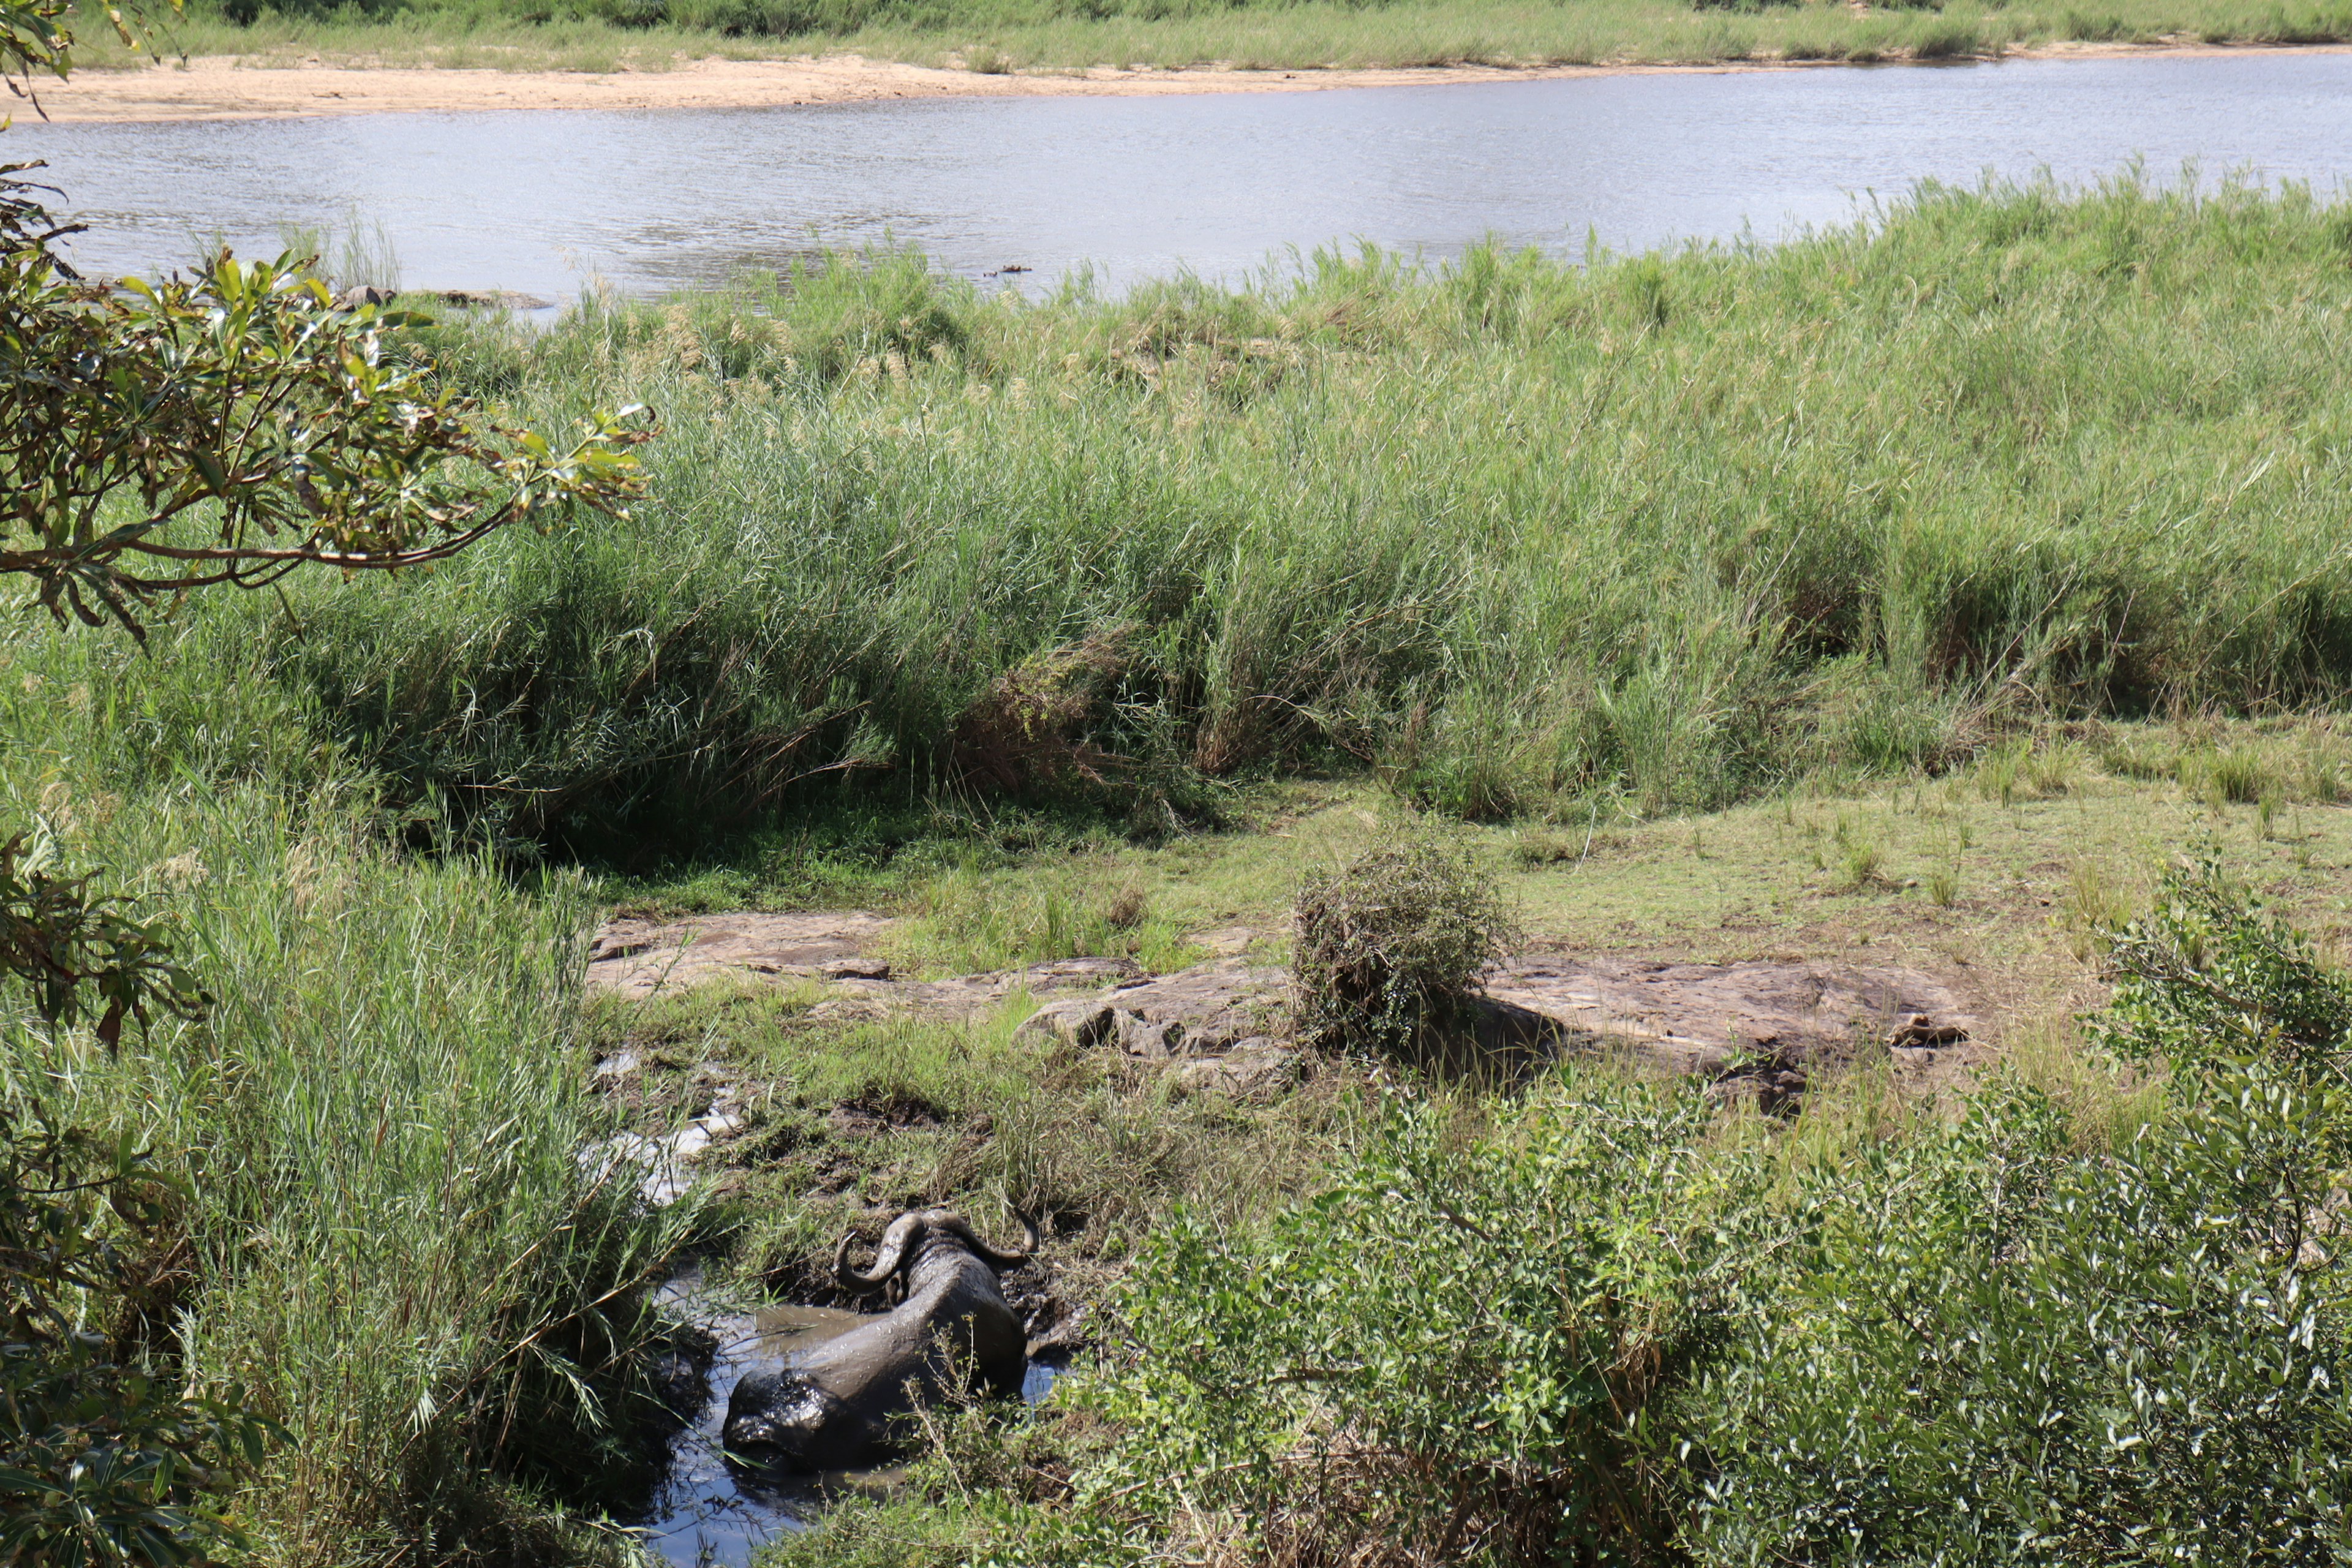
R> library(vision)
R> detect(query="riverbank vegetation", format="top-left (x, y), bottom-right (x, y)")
top-left (769, 858), bottom-right (2351, 1564)
top-left (66, 0), bottom-right (2352, 75)
top-left (13, 165), bottom-right (2352, 1562)
top-left (255, 172), bottom-right (2352, 858)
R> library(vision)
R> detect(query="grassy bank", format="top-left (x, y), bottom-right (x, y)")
top-left (200, 171), bottom-right (2352, 856)
top-left (0, 627), bottom-right (690, 1564)
top-left (15, 171), bottom-right (2352, 1562)
top-left (70, 0), bottom-right (2352, 75)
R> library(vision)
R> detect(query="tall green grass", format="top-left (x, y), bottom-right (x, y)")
top-left (0, 626), bottom-right (685, 1564)
top-left (196, 172), bottom-right (2352, 850)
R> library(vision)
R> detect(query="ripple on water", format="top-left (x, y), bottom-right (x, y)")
top-left (15, 55), bottom-right (2352, 302)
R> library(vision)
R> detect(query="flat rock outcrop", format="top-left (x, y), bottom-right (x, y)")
top-left (588, 912), bottom-right (897, 998)
top-left (586, 910), bottom-right (1985, 1106)
top-left (1014, 958), bottom-right (1300, 1097)
top-left (809, 958), bottom-right (1146, 1026)
top-left (1481, 955), bottom-right (1982, 1075)
top-left (1016, 958), bottom-right (1288, 1057)
top-left (1472, 956), bottom-right (1982, 1110)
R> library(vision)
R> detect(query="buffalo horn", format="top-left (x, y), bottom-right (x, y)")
top-left (835, 1212), bottom-right (925, 1294)
top-left (945, 1209), bottom-right (1042, 1270)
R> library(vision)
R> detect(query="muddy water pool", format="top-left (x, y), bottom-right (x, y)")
top-left (636, 1275), bottom-right (1061, 1567)
top-left (13, 53), bottom-right (2352, 301)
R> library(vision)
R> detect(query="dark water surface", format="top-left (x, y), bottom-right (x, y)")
top-left (13, 52), bottom-right (2352, 300)
top-left (638, 1277), bottom-right (1063, 1568)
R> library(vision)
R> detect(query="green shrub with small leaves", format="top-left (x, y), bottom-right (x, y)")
top-left (0, 827), bottom-right (273, 1567)
top-left (2089, 857), bottom-right (2352, 1087)
top-left (1028, 1072), bottom-right (1764, 1567)
top-left (987, 867), bottom-right (2352, 1567)
top-left (1686, 1063), bottom-right (2350, 1565)
top-left (0, 1104), bottom-right (278, 1567)
top-left (1687, 864), bottom-right (2352, 1562)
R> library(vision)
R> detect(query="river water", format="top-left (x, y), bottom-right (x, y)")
top-left (12, 52), bottom-right (2352, 300)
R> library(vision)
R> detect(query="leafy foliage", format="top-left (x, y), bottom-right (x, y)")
top-left (985, 867), bottom-right (2352, 1566)
top-left (0, 835), bottom-right (206, 1051)
top-left (1291, 823), bottom-right (1518, 1057)
top-left (0, 827), bottom-right (262, 1567)
top-left (2090, 856), bottom-right (2352, 1085)
top-left (1039, 1075), bottom-right (1761, 1567)
top-left (0, 169), bottom-right (652, 635)
top-left (0, 0), bottom-right (138, 92)
top-left (1687, 1065), bottom-right (2350, 1564)
top-left (0, 1104), bottom-right (277, 1567)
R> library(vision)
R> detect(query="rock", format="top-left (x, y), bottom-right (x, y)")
top-left (818, 957), bottom-right (1143, 1028)
top-left (587, 911), bottom-right (896, 998)
top-left (1117, 1011), bottom-right (1180, 1058)
top-left (586, 904), bottom-right (1988, 1114)
top-left (584, 1100), bottom-right (753, 1207)
top-left (1186, 925), bottom-right (1259, 958)
top-left (434, 288), bottom-right (553, 311)
top-left (999, 957), bottom-right (1143, 992)
top-left (1016, 998), bottom-right (1117, 1049)
top-left (1174, 1042), bottom-right (1299, 1099)
top-left (1888, 1012), bottom-right (1969, 1048)
top-left (1098, 959), bottom-right (1288, 1054)
top-left (335, 284), bottom-right (396, 310)
top-left (1482, 956), bottom-right (1983, 1077)
top-left (1708, 1062), bottom-right (1808, 1114)
top-left (1016, 958), bottom-right (1286, 1060)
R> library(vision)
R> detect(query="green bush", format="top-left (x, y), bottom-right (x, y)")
top-left (2090, 857), bottom-right (2352, 1085)
top-left (1290, 823), bottom-right (1518, 1057)
top-left (987, 870), bottom-right (2352, 1566)
top-left (1044, 1072), bottom-right (1763, 1567)
top-left (0, 1103), bottom-right (277, 1566)
top-left (1687, 1065), bottom-right (2350, 1563)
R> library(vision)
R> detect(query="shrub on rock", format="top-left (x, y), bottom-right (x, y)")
top-left (1291, 824), bottom-right (1518, 1057)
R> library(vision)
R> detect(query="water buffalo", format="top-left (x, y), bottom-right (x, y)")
top-left (723, 1208), bottom-right (1038, 1471)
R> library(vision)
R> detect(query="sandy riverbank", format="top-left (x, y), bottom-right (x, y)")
top-left (21, 39), bottom-right (2351, 122)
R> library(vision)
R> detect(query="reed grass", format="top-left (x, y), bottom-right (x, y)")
top-left (206, 170), bottom-right (2352, 853)
top-left (0, 628), bottom-right (687, 1564)
top-left (67, 0), bottom-right (2352, 74)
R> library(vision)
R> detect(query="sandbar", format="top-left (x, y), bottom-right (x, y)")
top-left (18, 39), bottom-right (2351, 123)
